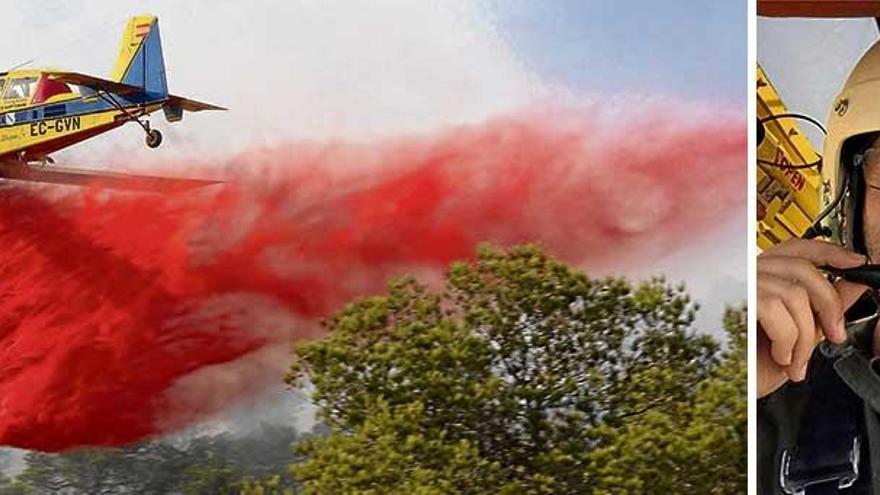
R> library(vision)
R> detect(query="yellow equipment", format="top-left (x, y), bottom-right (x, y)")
top-left (756, 65), bottom-right (825, 250)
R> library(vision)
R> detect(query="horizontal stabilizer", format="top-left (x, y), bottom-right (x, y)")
top-left (167, 95), bottom-right (226, 112)
top-left (0, 162), bottom-right (221, 192)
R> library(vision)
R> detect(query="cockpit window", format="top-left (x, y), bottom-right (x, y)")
top-left (5, 77), bottom-right (38, 100)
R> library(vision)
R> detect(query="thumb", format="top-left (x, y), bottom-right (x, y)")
top-left (832, 280), bottom-right (870, 346)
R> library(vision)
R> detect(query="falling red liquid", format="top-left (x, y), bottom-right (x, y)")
top-left (0, 109), bottom-right (744, 451)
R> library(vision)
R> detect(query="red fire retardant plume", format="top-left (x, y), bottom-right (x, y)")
top-left (0, 108), bottom-right (744, 451)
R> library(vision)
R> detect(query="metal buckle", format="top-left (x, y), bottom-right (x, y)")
top-left (780, 436), bottom-right (860, 495)
top-left (819, 310), bottom-right (880, 360)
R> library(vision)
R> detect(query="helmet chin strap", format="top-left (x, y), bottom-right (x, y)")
top-left (849, 151), bottom-right (870, 255)
top-left (803, 158), bottom-right (850, 240)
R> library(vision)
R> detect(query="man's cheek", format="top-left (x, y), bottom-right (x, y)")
top-left (864, 200), bottom-right (880, 258)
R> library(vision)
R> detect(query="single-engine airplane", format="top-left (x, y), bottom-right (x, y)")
top-left (0, 15), bottom-right (224, 191)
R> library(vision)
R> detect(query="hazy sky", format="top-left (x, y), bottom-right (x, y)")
top-left (489, 0), bottom-right (746, 104)
top-left (758, 18), bottom-right (878, 148)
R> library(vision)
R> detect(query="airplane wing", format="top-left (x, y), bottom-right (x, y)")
top-left (167, 95), bottom-right (227, 112)
top-left (44, 72), bottom-right (145, 96)
top-left (0, 162), bottom-right (221, 192)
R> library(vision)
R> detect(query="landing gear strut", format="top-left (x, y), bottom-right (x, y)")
top-left (95, 92), bottom-right (164, 149)
top-left (145, 129), bottom-right (163, 149)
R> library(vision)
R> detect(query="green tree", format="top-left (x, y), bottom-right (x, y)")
top-left (183, 425), bottom-right (302, 494)
top-left (18, 450), bottom-right (127, 494)
top-left (0, 478), bottom-right (30, 495)
top-left (0, 470), bottom-right (30, 495)
top-left (9, 425), bottom-right (302, 495)
top-left (239, 476), bottom-right (296, 495)
top-left (293, 401), bottom-right (522, 494)
top-left (16, 444), bottom-right (200, 494)
top-left (288, 244), bottom-right (741, 493)
top-left (183, 451), bottom-right (240, 495)
top-left (585, 306), bottom-right (746, 493)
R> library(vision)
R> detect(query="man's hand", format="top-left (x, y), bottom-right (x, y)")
top-left (758, 239), bottom-right (868, 398)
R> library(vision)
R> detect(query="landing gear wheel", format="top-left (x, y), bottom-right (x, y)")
top-left (145, 129), bottom-right (163, 149)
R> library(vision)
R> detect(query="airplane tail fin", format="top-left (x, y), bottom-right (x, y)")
top-left (111, 15), bottom-right (168, 97)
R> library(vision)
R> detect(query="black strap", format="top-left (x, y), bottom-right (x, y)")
top-left (759, 381), bottom-right (809, 494)
top-left (864, 404), bottom-right (880, 494)
top-left (760, 353), bottom-right (869, 494)
top-left (759, 294), bottom-right (880, 494)
top-left (791, 354), bottom-right (864, 494)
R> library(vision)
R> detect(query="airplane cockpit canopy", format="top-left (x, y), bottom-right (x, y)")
top-left (4, 77), bottom-right (38, 100)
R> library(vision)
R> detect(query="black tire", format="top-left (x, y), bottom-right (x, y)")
top-left (145, 129), bottom-right (163, 149)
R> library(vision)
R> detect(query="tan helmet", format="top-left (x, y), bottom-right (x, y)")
top-left (823, 38), bottom-right (880, 252)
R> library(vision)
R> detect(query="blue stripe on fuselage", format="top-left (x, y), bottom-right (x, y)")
top-left (0, 91), bottom-right (165, 128)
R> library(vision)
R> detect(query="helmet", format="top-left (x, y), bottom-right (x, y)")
top-left (823, 39), bottom-right (880, 253)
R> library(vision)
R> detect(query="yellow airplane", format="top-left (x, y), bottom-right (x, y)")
top-left (0, 15), bottom-right (224, 191)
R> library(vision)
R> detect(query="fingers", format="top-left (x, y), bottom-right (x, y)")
top-left (759, 255), bottom-right (847, 343)
top-left (757, 239), bottom-right (870, 385)
top-left (758, 272), bottom-right (816, 381)
top-left (768, 238), bottom-right (866, 268)
top-left (757, 294), bottom-right (797, 366)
